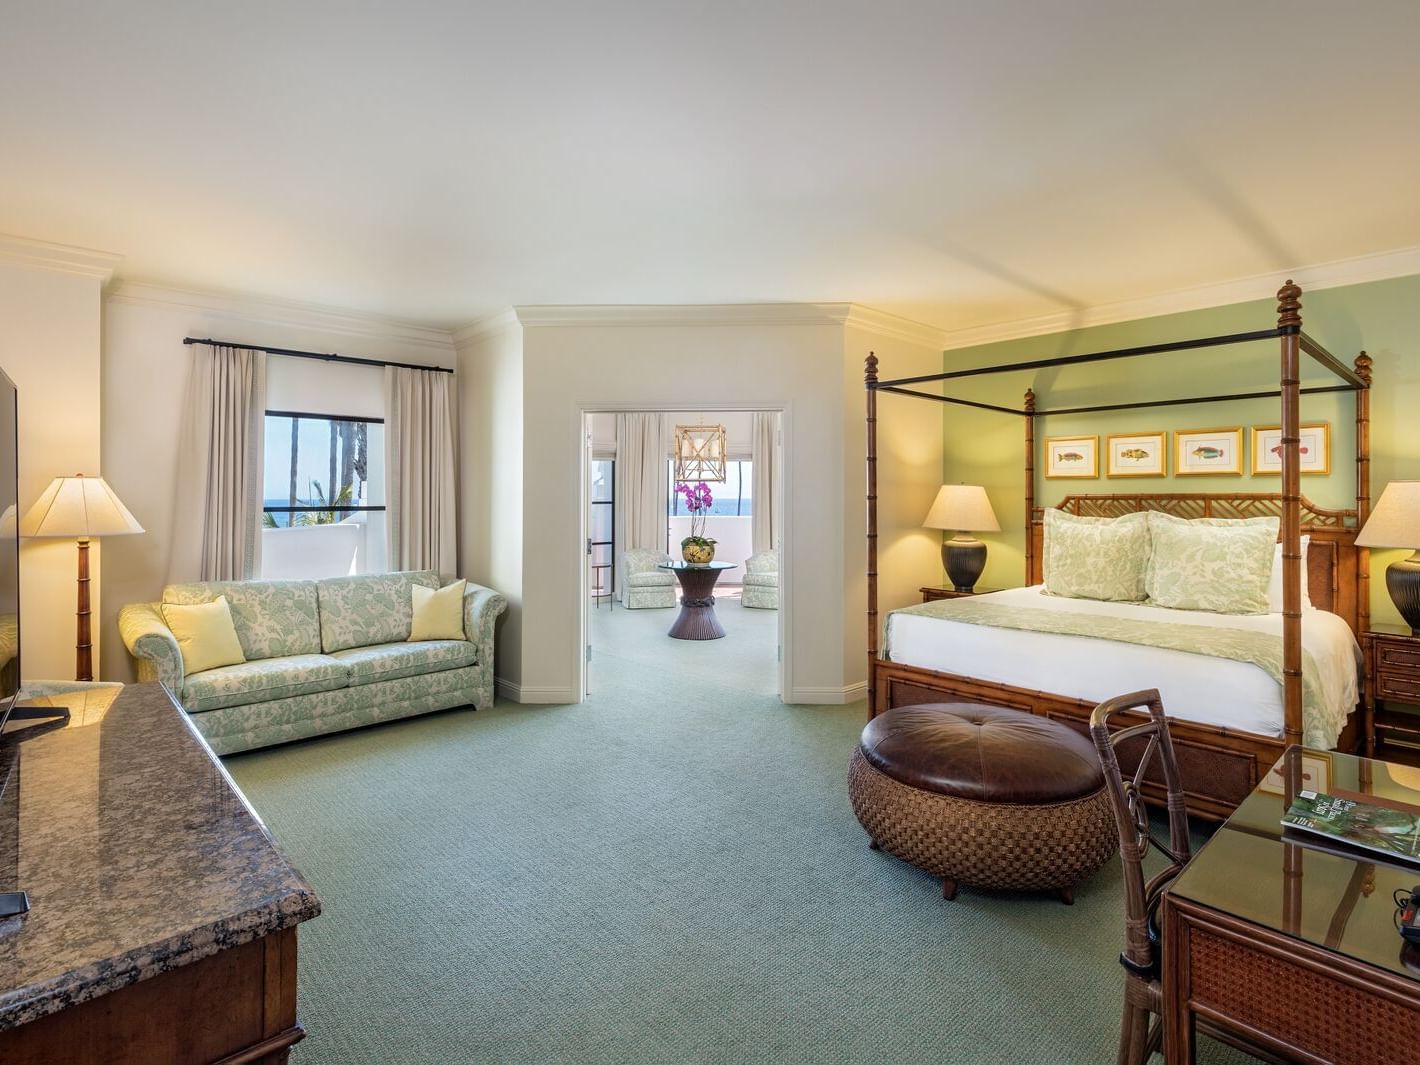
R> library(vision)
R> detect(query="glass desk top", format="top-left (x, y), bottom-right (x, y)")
top-left (1170, 745), bottom-right (1420, 981)
top-left (656, 561), bottom-right (737, 571)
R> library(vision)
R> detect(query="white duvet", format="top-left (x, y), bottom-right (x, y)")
top-left (885, 585), bottom-right (1360, 746)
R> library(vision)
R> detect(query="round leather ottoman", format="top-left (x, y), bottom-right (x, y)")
top-left (848, 702), bottom-right (1117, 904)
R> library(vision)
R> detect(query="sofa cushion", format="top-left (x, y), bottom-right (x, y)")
top-left (163, 579), bottom-right (322, 659)
top-left (316, 571), bottom-right (441, 652)
top-left (742, 573), bottom-right (777, 588)
top-left (625, 571), bottom-right (675, 588)
top-left (182, 654), bottom-right (350, 714)
top-left (330, 640), bottom-right (478, 687)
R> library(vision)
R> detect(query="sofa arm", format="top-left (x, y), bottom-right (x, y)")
top-left (458, 581), bottom-right (508, 657)
top-left (118, 603), bottom-right (185, 692)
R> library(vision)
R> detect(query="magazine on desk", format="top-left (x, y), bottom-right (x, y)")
top-left (1282, 790), bottom-right (1420, 867)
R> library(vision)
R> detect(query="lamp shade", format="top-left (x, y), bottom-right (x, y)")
top-left (1355, 481), bottom-right (1420, 549)
top-left (923, 485), bottom-right (1000, 533)
top-left (20, 475), bottom-right (144, 539)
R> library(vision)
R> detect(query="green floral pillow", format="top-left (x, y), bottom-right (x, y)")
top-left (1043, 509), bottom-right (1151, 602)
top-left (1145, 514), bottom-right (1279, 614)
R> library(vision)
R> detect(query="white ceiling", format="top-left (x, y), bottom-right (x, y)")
top-left (3, 1), bottom-right (1418, 332)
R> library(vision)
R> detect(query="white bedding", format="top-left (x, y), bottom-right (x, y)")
top-left (885, 585), bottom-right (1360, 744)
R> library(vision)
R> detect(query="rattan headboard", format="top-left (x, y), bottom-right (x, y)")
top-left (1027, 492), bottom-right (1365, 634)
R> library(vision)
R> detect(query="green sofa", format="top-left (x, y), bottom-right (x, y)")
top-left (119, 570), bottom-right (506, 755)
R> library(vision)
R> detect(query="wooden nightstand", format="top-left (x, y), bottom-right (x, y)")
top-left (920, 585), bottom-right (1001, 603)
top-left (1361, 624), bottom-right (1420, 761)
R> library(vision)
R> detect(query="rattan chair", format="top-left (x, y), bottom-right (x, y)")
top-left (1089, 690), bottom-right (1191, 1065)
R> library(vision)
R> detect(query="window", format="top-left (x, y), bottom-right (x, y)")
top-left (590, 459), bottom-right (614, 601)
top-left (261, 411), bottom-right (387, 577)
top-left (668, 460), bottom-right (753, 516)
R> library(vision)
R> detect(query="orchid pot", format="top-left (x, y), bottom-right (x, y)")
top-left (681, 537), bottom-right (717, 564)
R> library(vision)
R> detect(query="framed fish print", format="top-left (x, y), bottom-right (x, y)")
top-left (1250, 423), bottom-right (1331, 476)
top-left (1106, 432), bottom-right (1166, 478)
top-left (1044, 435), bottom-right (1098, 479)
top-left (1174, 427), bottom-right (1243, 476)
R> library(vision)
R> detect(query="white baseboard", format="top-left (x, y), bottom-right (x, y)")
top-left (787, 683), bottom-right (868, 705)
top-left (495, 677), bottom-right (578, 704)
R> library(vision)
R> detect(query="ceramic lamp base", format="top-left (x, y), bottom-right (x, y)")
top-left (1386, 552), bottom-right (1420, 635)
top-left (942, 536), bottom-right (987, 593)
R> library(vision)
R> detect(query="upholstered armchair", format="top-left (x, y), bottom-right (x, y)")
top-left (622, 548), bottom-right (677, 609)
top-left (742, 550), bottom-right (779, 609)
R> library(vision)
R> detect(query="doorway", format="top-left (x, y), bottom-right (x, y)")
top-left (579, 408), bottom-right (787, 702)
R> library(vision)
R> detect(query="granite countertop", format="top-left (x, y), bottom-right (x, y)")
top-left (0, 682), bottom-right (321, 1031)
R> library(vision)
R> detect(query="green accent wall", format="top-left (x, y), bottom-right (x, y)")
top-left (938, 274), bottom-right (1420, 627)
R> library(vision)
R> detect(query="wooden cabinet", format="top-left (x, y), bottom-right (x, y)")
top-left (1361, 624), bottom-right (1420, 761)
top-left (919, 586), bottom-right (1001, 603)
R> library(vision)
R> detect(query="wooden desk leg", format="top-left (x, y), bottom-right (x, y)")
top-left (1162, 897), bottom-right (1196, 1065)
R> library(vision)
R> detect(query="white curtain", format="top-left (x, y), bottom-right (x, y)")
top-left (614, 412), bottom-right (669, 596)
top-left (384, 366), bottom-right (458, 577)
top-left (751, 411), bottom-right (781, 554)
top-left (169, 344), bottom-right (267, 583)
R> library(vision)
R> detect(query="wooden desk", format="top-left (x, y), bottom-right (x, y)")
top-left (0, 683), bottom-right (321, 1063)
top-left (1163, 746), bottom-right (1420, 1063)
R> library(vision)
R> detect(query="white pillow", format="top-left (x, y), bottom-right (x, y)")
top-left (1266, 537), bottom-right (1311, 613)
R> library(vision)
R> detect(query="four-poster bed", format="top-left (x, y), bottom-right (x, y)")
top-left (864, 283), bottom-right (1373, 818)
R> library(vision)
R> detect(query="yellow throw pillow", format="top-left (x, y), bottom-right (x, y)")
top-left (410, 580), bottom-right (466, 641)
top-left (160, 595), bottom-right (247, 676)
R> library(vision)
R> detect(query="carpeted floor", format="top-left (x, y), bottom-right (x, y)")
top-left (226, 604), bottom-right (1251, 1064)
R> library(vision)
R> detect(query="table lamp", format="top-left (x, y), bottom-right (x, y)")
top-left (20, 475), bottom-right (144, 681)
top-left (1355, 480), bottom-right (1420, 634)
top-left (923, 484), bottom-right (1000, 592)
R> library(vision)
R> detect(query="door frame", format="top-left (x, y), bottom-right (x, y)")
top-left (576, 402), bottom-right (792, 703)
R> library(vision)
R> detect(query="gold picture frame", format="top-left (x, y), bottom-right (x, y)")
top-left (1250, 422), bottom-right (1332, 476)
top-left (1259, 750), bottom-right (1332, 796)
top-left (1174, 427), bottom-right (1243, 476)
top-left (1043, 435), bottom-right (1098, 479)
top-left (1106, 432), bottom-right (1167, 478)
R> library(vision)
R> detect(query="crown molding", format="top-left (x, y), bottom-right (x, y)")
top-left (105, 279), bottom-right (457, 352)
top-left (840, 304), bottom-right (948, 349)
top-left (508, 302), bottom-right (852, 329)
top-left (0, 234), bottom-right (122, 283)
top-left (452, 308), bottom-right (522, 347)
top-left (938, 243), bottom-right (1420, 351)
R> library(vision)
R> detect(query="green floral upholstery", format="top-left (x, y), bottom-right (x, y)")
top-left (121, 573), bottom-right (507, 754)
top-left (1145, 514), bottom-right (1279, 614)
top-left (182, 654), bottom-right (350, 713)
top-left (190, 664), bottom-right (487, 756)
top-left (163, 579), bottom-right (322, 659)
top-left (118, 603), bottom-right (185, 691)
top-left (1042, 509), bottom-right (1151, 602)
top-left (332, 640), bottom-right (478, 687)
top-left (316, 571), bottom-right (441, 652)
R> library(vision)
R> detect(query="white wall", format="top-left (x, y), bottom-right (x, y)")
top-left (459, 305), bottom-right (944, 705)
top-left (0, 255), bottom-right (107, 680)
top-left (100, 283), bottom-right (455, 681)
top-left (455, 317), bottom-right (524, 694)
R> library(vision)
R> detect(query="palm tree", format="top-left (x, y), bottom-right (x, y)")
top-left (294, 480), bottom-right (355, 526)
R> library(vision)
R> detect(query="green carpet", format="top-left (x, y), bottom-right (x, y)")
top-left (226, 605), bottom-right (1251, 1064)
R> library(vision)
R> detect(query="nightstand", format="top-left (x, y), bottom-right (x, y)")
top-left (920, 585), bottom-right (1002, 603)
top-left (1361, 624), bottom-right (1420, 761)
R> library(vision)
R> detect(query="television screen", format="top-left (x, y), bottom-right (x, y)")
top-left (0, 369), bottom-right (18, 724)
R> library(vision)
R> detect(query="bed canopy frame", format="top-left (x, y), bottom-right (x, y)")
top-left (864, 282), bottom-right (1372, 809)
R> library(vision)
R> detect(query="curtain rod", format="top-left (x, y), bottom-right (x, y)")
top-left (182, 337), bottom-right (455, 375)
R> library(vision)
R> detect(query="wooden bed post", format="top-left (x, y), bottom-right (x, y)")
top-left (1024, 388), bottom-right (1036, 584)
top-left (866, 353), bottom-right (880, 719)
top-left (1278, 281), bottom-right (1304, 748)
top-left (1356, 351), bottom-right (1374, 635)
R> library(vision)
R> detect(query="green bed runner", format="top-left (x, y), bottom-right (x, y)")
top-left (888, 597), bottom-right (1332, 747)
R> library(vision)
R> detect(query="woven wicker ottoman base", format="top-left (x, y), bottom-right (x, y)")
top-left (849, 702), bottom-right (1117, 904)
